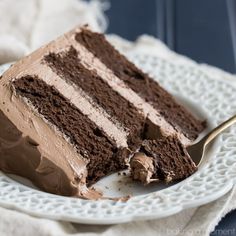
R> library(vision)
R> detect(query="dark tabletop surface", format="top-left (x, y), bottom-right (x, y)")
top-left (104, 0), bottom-right (236, 235)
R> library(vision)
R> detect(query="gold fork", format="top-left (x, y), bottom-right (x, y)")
top-left (187, 115), bottom-right (236, 167)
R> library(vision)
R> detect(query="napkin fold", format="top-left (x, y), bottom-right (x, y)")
top-left (0, 1), bottom-right (235, 235)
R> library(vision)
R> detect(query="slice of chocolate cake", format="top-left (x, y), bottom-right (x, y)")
top-left (0, 26), bottom-right (205, 199)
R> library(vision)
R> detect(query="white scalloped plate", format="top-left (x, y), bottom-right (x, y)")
top-left (0, 52), bottom-right (236, 224)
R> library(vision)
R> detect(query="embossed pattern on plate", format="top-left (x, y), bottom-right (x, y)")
top-left (0, 53), bottom-right (236, 224)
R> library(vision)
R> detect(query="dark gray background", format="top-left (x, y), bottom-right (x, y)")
top-left (106, 0), bottom-right (236, 74)
top-left (105, 0), bottom-right (236, 235)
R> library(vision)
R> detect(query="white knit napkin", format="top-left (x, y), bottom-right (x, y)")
top-left (0, 1), bottom-right (236, 235)
top-left (0, 0), bottom-right (108, 64)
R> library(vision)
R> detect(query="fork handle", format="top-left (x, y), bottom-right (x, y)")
top-left (202, 114), bottom-right (236, 147)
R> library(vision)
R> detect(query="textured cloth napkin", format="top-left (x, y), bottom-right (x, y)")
top-left (0, 0), bottom-right (236, 235)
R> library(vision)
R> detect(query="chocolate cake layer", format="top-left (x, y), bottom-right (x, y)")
top-left (13, 76), bottom-right (126, 182)
top-left (44, 47), bottom-right (145, 149)
top-left (75, 29), bottom-right (205, 140)
top-left (130, 137), bottom-right (197, 184)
